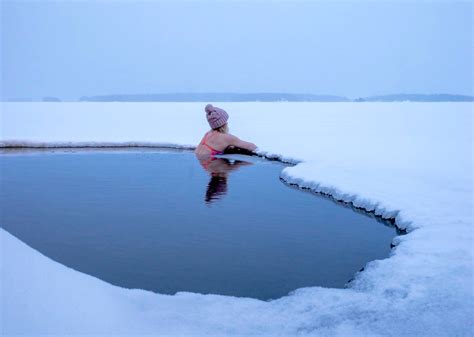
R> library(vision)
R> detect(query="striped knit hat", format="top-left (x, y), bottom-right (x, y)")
top-left (205, 104), bottom-right (229, 129)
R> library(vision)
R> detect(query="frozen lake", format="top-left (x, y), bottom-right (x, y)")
top-left (0, 148), bottom-right (398, 300)
top-left (1, 102), bottom-right (471, 336)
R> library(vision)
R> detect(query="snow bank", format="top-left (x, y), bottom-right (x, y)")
top-left (1, 102), bottom-right (472, 336)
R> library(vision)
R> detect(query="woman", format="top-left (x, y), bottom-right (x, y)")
top-left (195, 104), bottom-right (257, 157)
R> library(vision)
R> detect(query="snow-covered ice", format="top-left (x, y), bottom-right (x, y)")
top-left (1, 102), bottom-right (473, 336)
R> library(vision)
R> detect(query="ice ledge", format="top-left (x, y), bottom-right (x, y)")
top-left (279, 169), bottom-right (408, 231)
top-left (0, 140), bottom-right (195, 150)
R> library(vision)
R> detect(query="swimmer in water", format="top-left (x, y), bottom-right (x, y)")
top-left (195, 104), bottom-right (257, 158)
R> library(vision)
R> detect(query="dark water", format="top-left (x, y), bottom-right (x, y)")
top-left (0, 149), bottom-right (399, 300)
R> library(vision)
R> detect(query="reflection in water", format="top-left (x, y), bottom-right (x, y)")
top-left (197, 155), bottom-right (253, 204)
top-left (206, 175), bottom-right (227, 203)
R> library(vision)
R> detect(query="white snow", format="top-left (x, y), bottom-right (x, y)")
top-left (1, 102), bottom-right (473, 336)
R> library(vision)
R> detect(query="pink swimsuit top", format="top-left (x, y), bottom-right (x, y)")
top-left (199, 131), bottom-right (223, 156)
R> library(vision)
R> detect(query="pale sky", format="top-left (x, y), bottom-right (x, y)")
top-left (1, 0), bottom-right (472, 100)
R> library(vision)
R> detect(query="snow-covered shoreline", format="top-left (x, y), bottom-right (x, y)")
top-left (1, 102), bottom-right (472, 336)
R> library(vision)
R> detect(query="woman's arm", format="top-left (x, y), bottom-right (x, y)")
top-left (225, 134), bottom-right (257, 151)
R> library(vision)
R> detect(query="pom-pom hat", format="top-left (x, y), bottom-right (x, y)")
top-left (205, 104), bottom-right (229, 129)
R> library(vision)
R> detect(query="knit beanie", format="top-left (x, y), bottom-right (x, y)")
top-left (205, 104), bottom-right (229, 129)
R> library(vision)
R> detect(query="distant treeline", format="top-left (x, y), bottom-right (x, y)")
top-left (77, 93), bottom-right (474, 102)
top-left (78, 93), bottom-right (350, 102)
top-left (5, 93), bottom-right (474, 102)
top-left (354, 94), bottom-right (474, 102)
